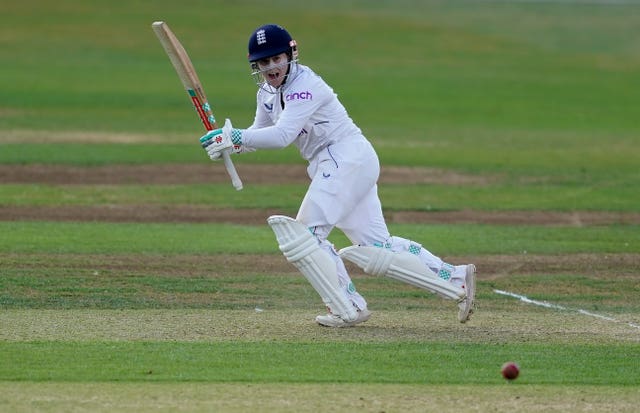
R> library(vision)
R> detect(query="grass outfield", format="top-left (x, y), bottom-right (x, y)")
top-left (2, 1), bottom-right (640, 412)
top-left (2, 383), bottom-right (638, 413)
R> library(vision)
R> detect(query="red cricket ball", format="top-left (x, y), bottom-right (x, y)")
top-left (501, 362), bottom-right (520, 380)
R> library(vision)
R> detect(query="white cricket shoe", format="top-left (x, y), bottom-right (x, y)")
top-left (457, 264), bottom-right (476, 323)
top-left (316, 309), bottom-right (372, 328)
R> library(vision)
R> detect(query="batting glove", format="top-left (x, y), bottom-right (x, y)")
top-left (200, 118), bottom-right (243, 161)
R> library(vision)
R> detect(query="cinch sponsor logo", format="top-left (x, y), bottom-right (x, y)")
top-left (285, 91), bottom-right (312, 101)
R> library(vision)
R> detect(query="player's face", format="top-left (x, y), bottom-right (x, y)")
top-left (256, 52), bottom-right (289, 88)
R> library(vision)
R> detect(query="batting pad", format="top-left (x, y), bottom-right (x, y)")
top-left (340, 245), bottom-right (465, 301)
top-left (267, 215), bottom-right (358, 321)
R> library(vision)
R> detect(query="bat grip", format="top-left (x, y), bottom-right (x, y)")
top-left (222, 150), bottom-right (243, 190)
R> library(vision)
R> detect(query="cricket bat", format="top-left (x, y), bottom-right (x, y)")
top-left (152, 21), bottom-right (243, 190)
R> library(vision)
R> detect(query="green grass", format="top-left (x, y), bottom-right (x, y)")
top-left (2, 133), bottom-right (640, 176)
top-left (1, 182), bottom-right (639, 211)
top-left (0, 221), bottom-right (638, 255)
top-left (2, 0), bottom-right (639, 135)
top-left (381, 183), bottom-right (640, 212)
top-left (2, 341), bottom-right (637, 385)
top-left (2, 254), bottom-right (637, 313)
top-left (2, 1), bottom-right (640, 412)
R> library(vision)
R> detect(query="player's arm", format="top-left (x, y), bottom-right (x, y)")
top-left (203, 97), bottom-right (316, 155)
top-left (201, 90), bottom-right (275, 159)
top-left (241, 84), bottom-right (328, 149)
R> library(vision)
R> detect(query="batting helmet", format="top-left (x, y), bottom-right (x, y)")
top-left (248, 24), bottom-right (297, 62)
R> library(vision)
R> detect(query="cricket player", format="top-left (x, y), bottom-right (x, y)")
top-left (201, 24), bottom-right (476, 327)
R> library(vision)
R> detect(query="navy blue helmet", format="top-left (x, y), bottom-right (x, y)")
top-left (248, 24), bottom-right (297, 62)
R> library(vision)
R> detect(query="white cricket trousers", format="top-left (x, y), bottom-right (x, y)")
top-left (296, 136), bottom-right (457, 310)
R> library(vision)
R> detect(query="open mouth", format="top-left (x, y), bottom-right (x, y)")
top-left (252, 60), bottom-right (290, 91)
top-left (266, 71), bottom-right (282, 84)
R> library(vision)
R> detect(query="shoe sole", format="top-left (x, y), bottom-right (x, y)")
top-left (316, 310), bottom-right (372, 328)
top-left (458, 264), bottom-right (476, 323)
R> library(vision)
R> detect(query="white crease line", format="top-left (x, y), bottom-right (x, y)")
top-left (494, 289), bottom-right (640, 330)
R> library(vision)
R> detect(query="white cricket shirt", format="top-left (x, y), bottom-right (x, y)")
top-left (242, 64), bottom-right (365, 161)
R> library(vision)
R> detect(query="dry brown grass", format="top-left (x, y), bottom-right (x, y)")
top-left (2, 382), bottom-right (639, 413)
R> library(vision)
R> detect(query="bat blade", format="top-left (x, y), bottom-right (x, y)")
top-left (152, 21), bottom-right (243, 190)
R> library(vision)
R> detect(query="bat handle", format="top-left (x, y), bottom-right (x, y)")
top-left (222, 150), bottom-right (243, 190)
